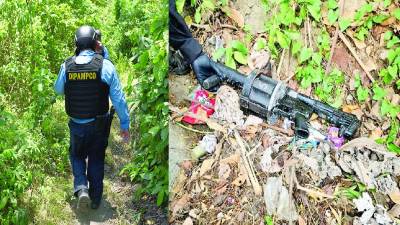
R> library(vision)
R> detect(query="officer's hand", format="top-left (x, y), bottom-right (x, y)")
top-left (191, 54), bottom-right (221, 92)
top-left (120, 130), bottom-right (130, 144)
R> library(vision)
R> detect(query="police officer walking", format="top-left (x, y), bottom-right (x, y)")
top-left (54, 25), bottom-right (130, 210)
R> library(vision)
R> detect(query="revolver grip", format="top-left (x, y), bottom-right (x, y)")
top-left (294, 113), bottom-right (309, 139)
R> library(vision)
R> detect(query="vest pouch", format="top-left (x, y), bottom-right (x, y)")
top-left (95, 114), bottom-right (108, 134)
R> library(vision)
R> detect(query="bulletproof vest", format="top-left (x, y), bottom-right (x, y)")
top-left (64, 54), bottom-right (109, 119)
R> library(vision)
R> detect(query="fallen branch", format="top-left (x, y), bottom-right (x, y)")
top-left (261, 122), bottom-right (294, 136)
top-left (175, 122), bottom-right (213, 134)
top-left (338, 31), bottom-right (375, 82)
top-left (275, 48), bottom-right (286, 80)
top-left (296, 184), bottom-right (335, 199)
top-left (233, 129), bottom-right (263, 196)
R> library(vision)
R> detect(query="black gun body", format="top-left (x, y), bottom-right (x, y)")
top-left (205, 64), bottom-right (360, 139)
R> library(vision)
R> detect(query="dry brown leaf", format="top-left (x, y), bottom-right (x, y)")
top-left (232, 174), bottom-right (246, 186)
top-left (196, 107), bottom-right (208, 122)
top-left (172, 193), bottom-right (190, 217)
top-left (342, 0), bottom-right (366, 20)
top-left (388, 204), bottom-right (400, 218)
top-left (369, 128), bottom-right (383, 140)
top-left (220, 153), bottom-right (240, 165)
top-left (392, 94), bottom-right (400, 105)
top-left (347, 30), bottom-right (366, 49)
top-left (364, 58), bottom-right (378, 72)
top-left (342, 104), bottom-right (359, 113)
top-left (182, 217), bottom-right (193, 225)
top-left (214, 140), bottom-right (223, 160)
top-left (205, 119), bottom-right (226, 133)
top-left (298, 216), bottom-right (307, 225)
top-left (262, 134), bottom-right (270, 148)
top-left (222, 6), bottom-right (244, 28)
top-left (389, 190), bottom-right (400, 204)
top-left (218, 163), bottom-right (231, 180)
top-left (381, 16), bottom-right (397, 26)
top-left (180, 160), bottom-right (193, 171)
top-left (199, 158), bottom-right (215, 177)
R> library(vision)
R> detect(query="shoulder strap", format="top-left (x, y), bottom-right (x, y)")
top-left (92, 54), bottom-right (104, 68)
top-left (64, 56), bottom-right (76, 70)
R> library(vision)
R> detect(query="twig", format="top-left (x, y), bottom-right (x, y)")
top-left (296, 184), bottom-right (335, 199)
top-left (190, 23), bottom-right (211, 30)
top-left (307, 17), bottom-right (313, 50)
top-left (247, 142), bottom-right (262, 158)
top-left (233, 129), bottom-right (263, 196)
top-left (175, 122), bottom-right (213, 134)
top-left (338, 31), bottom-right (375, 82)
top-left (326, 0), bottom-right (345, 73)
top-left (284, 72), bottom-right (296, 83)
top-left (220, 24), bottom-right (238, 30)
top-left (171, 103), bottom-right (200, 120)
top-left (275, 48), bottom-right (286, 80)
top-left (288, 165), bottom-right (295, 225)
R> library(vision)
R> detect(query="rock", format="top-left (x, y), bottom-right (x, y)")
top-left (376, 176), bottom-right (399, 194)
top-left (263, 177), bottom-right (298, 222)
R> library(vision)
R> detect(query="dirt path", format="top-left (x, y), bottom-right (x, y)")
top-left (29, 119), bottom-right (167, 225)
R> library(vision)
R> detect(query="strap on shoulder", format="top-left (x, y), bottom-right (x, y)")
top-left (92, 54), bottom-right (104, 68)
top-left (64, 56), bottom-right (76, 70)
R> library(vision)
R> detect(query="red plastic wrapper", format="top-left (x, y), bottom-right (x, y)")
top-left (182, 89), bottom-right (215, 124)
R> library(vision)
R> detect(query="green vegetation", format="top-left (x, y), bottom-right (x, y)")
top-left (117, 0), bottom-right (169, 206)
top-left (0, 0), bottom-right (167, 224)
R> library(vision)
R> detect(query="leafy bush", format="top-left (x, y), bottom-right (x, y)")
top-left (116, 0), bottom-right (169, 206)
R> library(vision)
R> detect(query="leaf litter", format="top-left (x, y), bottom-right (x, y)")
top-left (170, 0), bottom-right (400, 224)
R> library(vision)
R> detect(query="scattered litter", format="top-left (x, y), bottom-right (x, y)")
top-left (263, 177), bottom-right (298, 222)
top-left (328, 127), bottom-right (345, 148)
top-left (353, 192), bottom-right (394, 225)
top-left (243, 115), bottom-right (263, 127)
top-left (191, 135), bottom-right (218, 160)
top-left (183, 89), bottom-right (215, 124)
top-left (199, 135), bottom-right (217, 154)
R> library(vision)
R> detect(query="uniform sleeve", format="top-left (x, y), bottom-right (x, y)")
top-left (54, 63), bottom-right (66, 95)
top-left (103, 46), bottom-right (110, 60)
top-left (169, 0), bottom-right (202, 63)
top-left (102, 60), bottom-right (130, 130)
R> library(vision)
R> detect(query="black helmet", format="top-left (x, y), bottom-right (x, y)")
top-left (75, 25), bottom-right (96, 50)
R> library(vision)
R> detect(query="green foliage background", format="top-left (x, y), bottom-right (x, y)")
top-left (0, 0), bottom-right (168, 224)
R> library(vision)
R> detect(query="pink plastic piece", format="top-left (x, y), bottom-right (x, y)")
top-left (328, 127), bottom-right (345, 148)
top-left (182, 89), bottom-right (215, 124)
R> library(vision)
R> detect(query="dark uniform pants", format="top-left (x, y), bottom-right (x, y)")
top-left (68, 119), bottom-right (108, 204)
